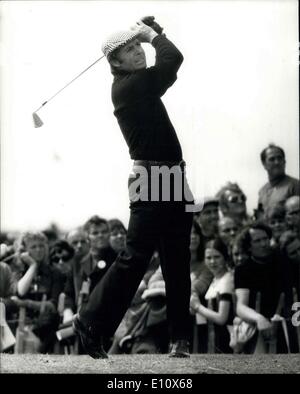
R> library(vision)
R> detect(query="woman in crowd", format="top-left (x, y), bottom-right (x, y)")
top-left (190, 238), bottom-right (235, 353)
top-left (216, 182), bottom-right (251, 227)
top-left (108, 219), bottom-right (127, 254)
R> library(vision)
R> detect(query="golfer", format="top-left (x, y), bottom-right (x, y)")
top-left (74, 17), bottom-right (194, 358)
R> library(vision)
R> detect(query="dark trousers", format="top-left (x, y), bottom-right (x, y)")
top-left (80, 164), bottom-right (194, 341)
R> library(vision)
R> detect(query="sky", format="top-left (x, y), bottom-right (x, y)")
top-left (0, 0), bottom-right (299, 233)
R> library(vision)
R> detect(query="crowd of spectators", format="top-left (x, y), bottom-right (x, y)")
top-left (0, 143), bottom-right (299, 355)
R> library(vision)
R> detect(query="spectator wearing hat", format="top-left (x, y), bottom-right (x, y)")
top-left (73, 17), bottom-right (194, 359)
top-left (258, 144), bottom-right (300, 215)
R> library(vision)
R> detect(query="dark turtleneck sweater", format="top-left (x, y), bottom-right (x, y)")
top-left (111, 35), bottom-right (183, 162)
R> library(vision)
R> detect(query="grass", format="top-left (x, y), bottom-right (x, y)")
top-left (1, 353), bottom-right (300, 374)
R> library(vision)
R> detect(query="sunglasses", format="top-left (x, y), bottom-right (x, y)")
top-left (227, 195), bottom-right (246, 203)
top-left (51, 250), bottom-right (72, 262)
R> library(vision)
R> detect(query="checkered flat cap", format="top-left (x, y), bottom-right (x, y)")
top-left (101, 30), bottom-right (140, 57)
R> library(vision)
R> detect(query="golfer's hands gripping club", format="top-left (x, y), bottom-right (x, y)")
top-left (141, 16), bottom-right (164, 35)
top-left (131, 19), bottom-right (159, 43)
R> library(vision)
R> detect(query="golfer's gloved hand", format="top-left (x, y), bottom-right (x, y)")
top-left (131, 20), bottom-right (158, 43)
top-left (141, 16), bottom-right (164, 35)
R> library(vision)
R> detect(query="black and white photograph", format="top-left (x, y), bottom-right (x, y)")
top-left (0, 0), bottom-right (299, 378)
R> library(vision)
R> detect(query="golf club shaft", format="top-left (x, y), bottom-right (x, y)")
top-left (35, 55), bottom-right (105, 112)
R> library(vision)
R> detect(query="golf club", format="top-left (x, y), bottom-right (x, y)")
top-left (32, 17), bottom-right (163, 128)
top-left (32, 55), bottom-right (105, 128)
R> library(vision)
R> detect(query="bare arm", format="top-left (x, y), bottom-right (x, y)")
top-left (17, 253), bottom-right (39, 297)
top-left (196, 300), bottom-right (231, 326)
top-left (236, 288), bottom-right (272, 330)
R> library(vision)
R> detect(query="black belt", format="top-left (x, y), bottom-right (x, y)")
top-left (134, 160), bottom-right (186, 170)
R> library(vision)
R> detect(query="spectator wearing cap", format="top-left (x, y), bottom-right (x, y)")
top-left (285, 196), bottom-right (300, 236)
top-left (258, 144), bottom-right (300, 215)
top-left (108, 219), bottom-right (127, 254)
top-left (216, 182), bottom-right (251, 227)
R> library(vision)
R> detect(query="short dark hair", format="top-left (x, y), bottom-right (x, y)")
top-left (234, 222), bottom-right (272, 254)
top-left (260, 144), bottom-right (285, 164)
top-left (83, 215), bottom-right (108, 233)
top-left (232, 231), bottom-right (250, 254)
top-left (264, 203), bottom-right (286, 221)
top-left (108, 219), bottom-right (127, 234)
top-left (50, 240), bottom-right (75, 262)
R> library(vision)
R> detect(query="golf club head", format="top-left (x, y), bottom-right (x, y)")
top-left (32, 112), bottom-right (43, 128)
